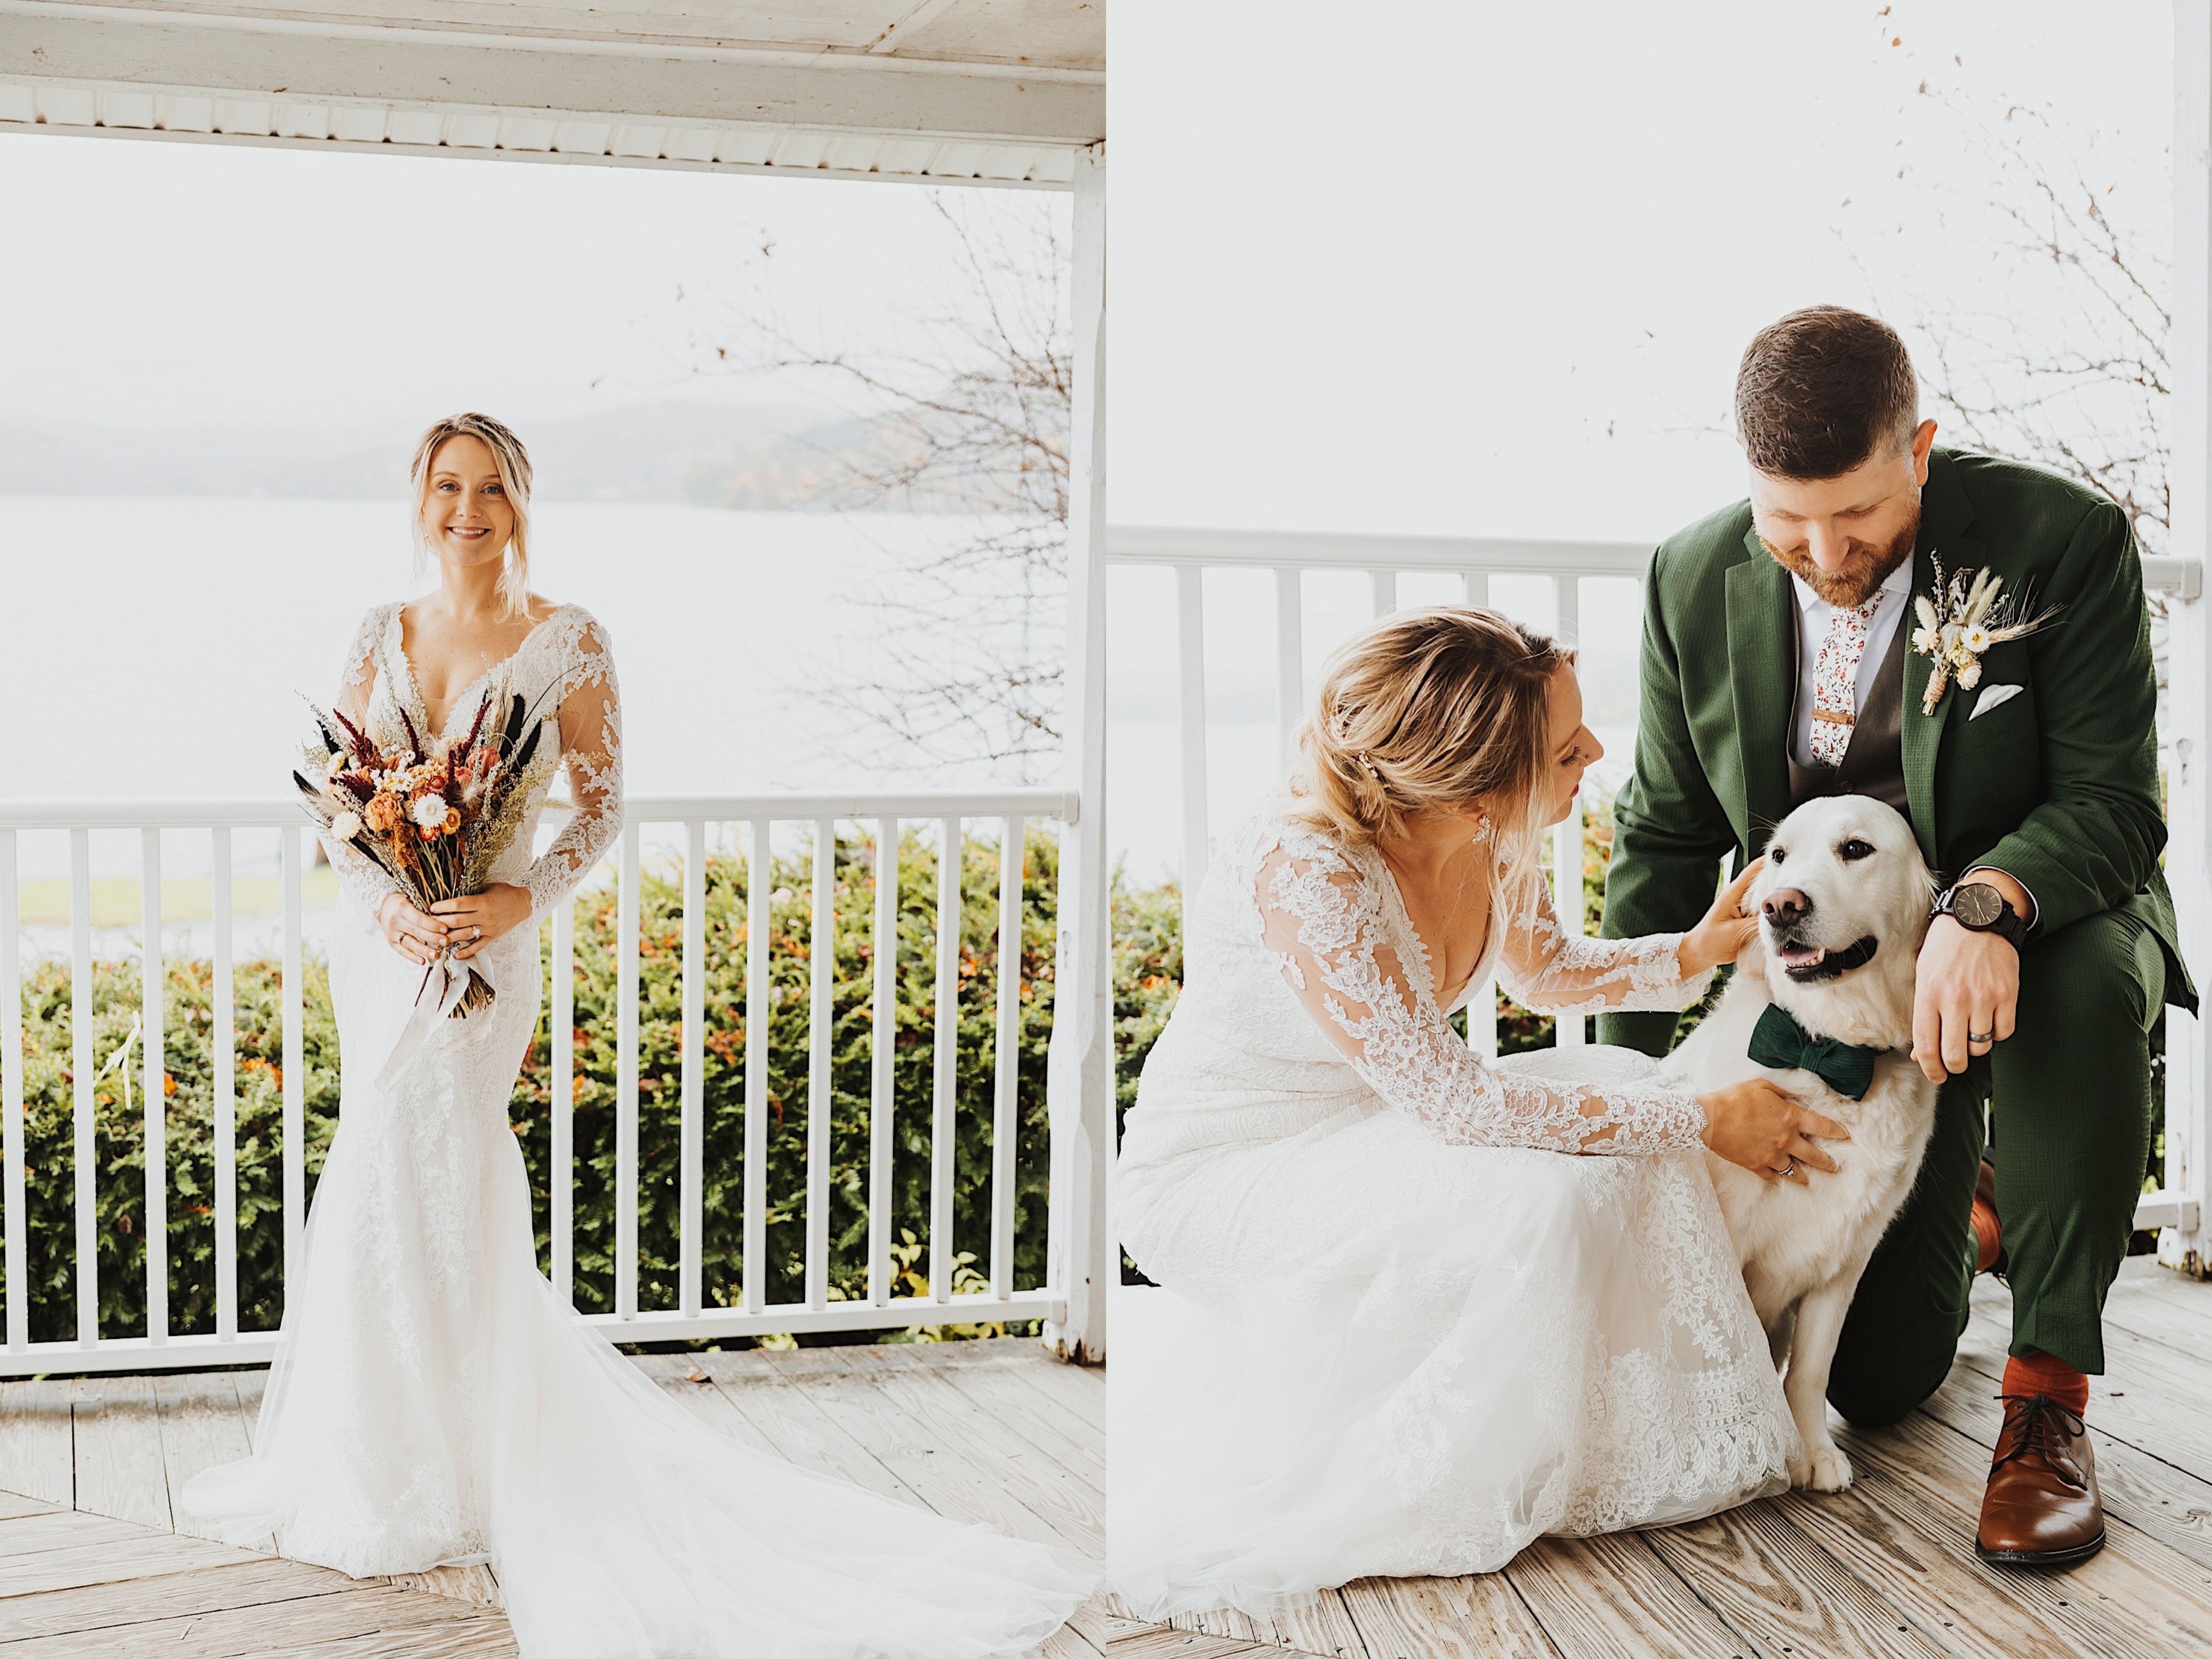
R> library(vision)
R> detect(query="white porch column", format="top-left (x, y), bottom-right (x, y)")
top-left (1045, 142), bottom-right (1112, 1361)
top-left (2163, 0), bottom-right (2212, 1276)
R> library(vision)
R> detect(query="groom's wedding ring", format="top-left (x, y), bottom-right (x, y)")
top-left (1969, 1028), bottom-right (1994, 1045)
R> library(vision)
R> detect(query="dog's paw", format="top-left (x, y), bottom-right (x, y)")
top-left (1791, 1441), bottom-right (1853, 1493)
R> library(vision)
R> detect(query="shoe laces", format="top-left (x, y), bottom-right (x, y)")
top-left (1992, 1392), bottom-right (2086, 1474)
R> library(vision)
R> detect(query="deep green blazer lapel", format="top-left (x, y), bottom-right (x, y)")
top-left (1726, 539), bottom-right (1795, 848)
top-left (1901, 454), bottom-right (1989, 861)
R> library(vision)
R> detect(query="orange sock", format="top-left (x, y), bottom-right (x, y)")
top-left (1970, 1193), bottom-right (2003, 1273)
top-left (2003, 1351), bottom-right (2089, 1416)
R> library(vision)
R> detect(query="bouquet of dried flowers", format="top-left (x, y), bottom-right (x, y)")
top-left (294, 688), bottom-right (560, 1023)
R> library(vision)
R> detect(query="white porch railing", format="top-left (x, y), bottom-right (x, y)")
top-left (1106, 524), bottom-right (2207, 1245)
top-left (0, 788), bottom-right (1095, 1375)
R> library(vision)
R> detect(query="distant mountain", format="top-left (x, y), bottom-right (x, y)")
top-left (0, 399), bottom-right (924, 510)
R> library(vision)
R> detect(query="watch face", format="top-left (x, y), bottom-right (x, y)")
top-left (1952, 883), bottom-right (2005, 928)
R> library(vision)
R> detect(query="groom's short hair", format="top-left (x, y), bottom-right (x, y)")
top-left (1735, 307), bottom-right (1919, 481)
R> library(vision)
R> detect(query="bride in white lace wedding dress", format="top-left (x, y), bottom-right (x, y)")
top-left (1112, 607), bottom-right (1835, 1619)
top-left (181, 416), bottom-right (1092, 1658)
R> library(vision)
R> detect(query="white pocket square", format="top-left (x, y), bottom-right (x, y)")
top-left (1970, 683), bottom-right (2025, 720)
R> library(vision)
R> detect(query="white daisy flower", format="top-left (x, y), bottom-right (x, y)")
top-left (1962, 624), bottom-right (1992, 654)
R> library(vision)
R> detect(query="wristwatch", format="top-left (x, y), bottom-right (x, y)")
top-left (1931, 880), bottom-right (2030, 950)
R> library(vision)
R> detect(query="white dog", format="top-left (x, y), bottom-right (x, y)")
top-left (1658, 795), bottom-right (1941, 1493)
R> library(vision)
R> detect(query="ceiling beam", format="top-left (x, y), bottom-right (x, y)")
top-left (0, 3), bottom-right (1103, 145)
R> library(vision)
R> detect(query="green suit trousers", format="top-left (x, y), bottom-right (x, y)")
top-left (1824, 907), bottom-right (2166, 1424)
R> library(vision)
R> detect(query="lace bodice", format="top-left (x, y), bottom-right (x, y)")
top-left (323, 599), bottom-right (623, 918)
top-left (1120, 811), bottom-right (1713, 1170)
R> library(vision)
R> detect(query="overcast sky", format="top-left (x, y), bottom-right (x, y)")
top-left (0, 132), bottom-right (1062, 435)
top-left (1108, 0), bottom-right (2172, 543)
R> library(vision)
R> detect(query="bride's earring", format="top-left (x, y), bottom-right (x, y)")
top-left (1471, 813), bottom-right (1492, 842)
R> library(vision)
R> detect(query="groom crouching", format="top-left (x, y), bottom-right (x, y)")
top-left (1599, 305), bottom-right (2196, 1566)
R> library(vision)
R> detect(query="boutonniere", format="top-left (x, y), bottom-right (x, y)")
top-left (1909, 554), bottom-right (2058, 715)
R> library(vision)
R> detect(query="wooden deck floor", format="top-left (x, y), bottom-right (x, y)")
top-left (1127, 1259), bottom-right (2212, 1659)
top-left (0, 1339), bottom-right (1110, 1657)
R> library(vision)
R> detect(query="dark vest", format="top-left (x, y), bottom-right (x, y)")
top-left (1786, 606), bottom-right (1910, 813)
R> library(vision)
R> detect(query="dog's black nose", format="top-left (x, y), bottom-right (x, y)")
top-left (1762, 888), bottom-right (1813, 925)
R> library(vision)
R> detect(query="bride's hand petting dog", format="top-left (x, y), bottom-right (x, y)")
top-left (1660, 795), bottom-right (1942, 1495)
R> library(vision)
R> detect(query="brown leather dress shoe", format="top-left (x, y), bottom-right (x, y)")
top-left (1974, 1155), bottom-right (2008, 1277)
top-left (1976, 1394), bottom-right (2105, 1566)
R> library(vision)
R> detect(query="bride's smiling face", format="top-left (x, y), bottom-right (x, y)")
top-left (420, 434), bottom-right (516, 570)
top-left (1539, 665), bottom-right (1601, 826)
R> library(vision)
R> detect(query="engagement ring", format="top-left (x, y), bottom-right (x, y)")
top-left (1779, 1159), bottom-right (1797, 1179)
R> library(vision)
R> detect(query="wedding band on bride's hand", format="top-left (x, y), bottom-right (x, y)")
top-left (472, 926), bottom-right (482, 942)
top-left (1777, 1159), bottom-right (1797, 1179)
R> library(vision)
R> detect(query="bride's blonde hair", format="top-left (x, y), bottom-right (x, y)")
top-left (409, 413), bottom-right (534, 620)
top-left (1289, 605), bottom-right (1570, 902)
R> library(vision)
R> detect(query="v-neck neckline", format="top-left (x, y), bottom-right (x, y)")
top-left (388, 602), bottom-right (569, 741)
top-left (1366, 842), bottom-right (1494, 1016)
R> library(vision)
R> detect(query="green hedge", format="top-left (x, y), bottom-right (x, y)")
top-left (5, 827), bottom-right (1060, 1346)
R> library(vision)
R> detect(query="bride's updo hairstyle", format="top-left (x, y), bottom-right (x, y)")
top-left (409, 412), bottom-right (535, 619)
top-left (1291, 605), bottom-right (1569, 897)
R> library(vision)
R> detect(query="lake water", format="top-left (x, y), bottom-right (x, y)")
top-left (0, 497), bottom-right (1644, 924)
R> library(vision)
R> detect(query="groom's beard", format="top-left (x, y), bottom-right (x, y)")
top-left (1759, 508), bottom-right (1920, 608)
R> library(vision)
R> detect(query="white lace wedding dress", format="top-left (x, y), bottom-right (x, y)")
top-left (181, 602), bottom-right (1094, 1658)
top-left (1110, 809), bottom-right (1795, 1619)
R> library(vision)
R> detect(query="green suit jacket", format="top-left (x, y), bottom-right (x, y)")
top-left (1599, 447), bottom-right (2196, 1057)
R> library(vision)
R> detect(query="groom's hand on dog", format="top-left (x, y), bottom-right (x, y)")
top-left (1912, 901), bottom-right (2024, 1084)
top-left (1698, 1078), bottom-right (1849, 1185)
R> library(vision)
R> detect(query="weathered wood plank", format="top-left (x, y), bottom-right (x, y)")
top-left (701, 1356), bottom-right (919, 1506)
top-left (839, 1350), bottom-right (1103, 1552)
top-left (385, 1565), bottom-right (502, 1611)
top-left (65, 1375), bottom-right (169, 1531)
top-left (629, 1351), bottom-right (786, 1459)
top-left (1165, 1604), bottom-right (1270, 1642)
top-left (150, 1371), bottom-right (265, 1549)
top-left (1337, 1572), bottom-right (1560, 1659)
top-left (0, 1552), bottom-right (340, 1642)
top-left (932, 1351), bottom-right (1104, 1479)
top-left (1839, 1408), bottom-right (2212, 1652)
top-left (0, 1510), bottom-right (156, 1558)
top-left (0, 1532), bottom-right (262, 1598)
top-left (231, 1614), bottom-right (520, 1659)
top-left (1266, 1587), bottom-right (1369, 1657)
top-left (0, 1583), bottom-right (497, 1658)
top-left (0, 1493), bottom-right (59, 1521)
top-left (1505, 1533), bottom-right (1759, 1659)
top-left (1643, 1496), bottom-right (1952, 1658)
top-left (1919, 1352), bottom-right (2212, 1573)
top-left (0, 1383), bottom-right (74, 1508)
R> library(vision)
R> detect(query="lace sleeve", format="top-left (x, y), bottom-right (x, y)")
top-left (517, 618), bottom-right (622, 916)
top-left (323, 607), bottom-right (402, 915)
top-left (1255, 840), bottom-right (1705, 1155)
top-left (1495, 867), bottom-right (1714, 1017)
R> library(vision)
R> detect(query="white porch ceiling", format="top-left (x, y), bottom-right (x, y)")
top-left (0, 0), bottom-right (1103, 187)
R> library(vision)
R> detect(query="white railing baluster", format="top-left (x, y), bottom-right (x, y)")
top-left (0, 789), bottom-right (1078, 1370)
top-left (142, 829), bottom-right (165, 1344)
top-left (0, 829), bottom-right (22, 1353)
top-left (1176, 564), bottom-right (1211, 896)
top-left (616, 821), bottom-right (640, 1321)
top-left (1371, 569), bottom-right (1397, 617)
top-left (212, 829), bottom-right (235, 1341)
top-left (1462, 571), bottom-right (1489, 609)
top-left (71, 828), bottom-right (93, 1347)
top-left (1275, 566), bottom-right (1303, 764)
top-left (868, 816), bottom-right (898, 1306)
top-left (990, 819), bottom-right (1023, 1299)
top-left (805, 819), bottom-right (835, 1310)
top-left (679, 819), bottom-right (705, 1318)
top-left (931, 816), bottom-right (961, 1304)
top-left (742, 819), bottom-right (770, 1314)
top-left (281, 827), bottom-right (303, 1297)
top-left (551, 894), bottom-right (574, 1308)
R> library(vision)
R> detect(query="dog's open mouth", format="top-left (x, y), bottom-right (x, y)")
top-left (1773, 934), bottom-right (1880, 982)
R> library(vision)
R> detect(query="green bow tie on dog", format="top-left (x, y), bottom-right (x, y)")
top-left (1746, 1003), bottom-right (1886, 1102)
